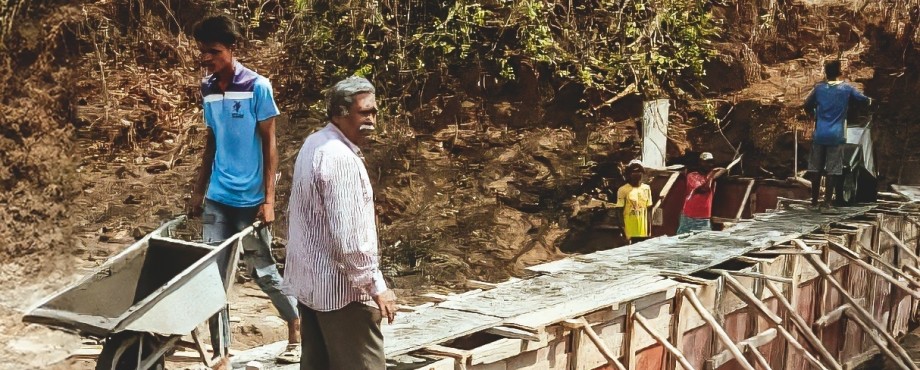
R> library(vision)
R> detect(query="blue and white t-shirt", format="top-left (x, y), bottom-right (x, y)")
top-left (201, 61), bottom-right (280, 207)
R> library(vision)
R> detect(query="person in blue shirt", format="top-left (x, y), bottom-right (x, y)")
top-left (185, 15), bottom-right (301, 367)
top-left (803, 60), bottom-right (871, 208)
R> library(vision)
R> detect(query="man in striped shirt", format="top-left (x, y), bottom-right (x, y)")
top-left (284, 76), bottom-right (397, 370)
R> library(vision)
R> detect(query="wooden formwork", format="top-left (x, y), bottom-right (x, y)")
top-left (181, 203), bottom-right (915, 370)
top-left (378, 203), bottom-right (920, 370)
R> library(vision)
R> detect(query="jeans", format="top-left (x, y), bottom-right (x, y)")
top-left (203, 199), bottom-right (299, 357)
top-left (677, 213), bottom-right (711, 234)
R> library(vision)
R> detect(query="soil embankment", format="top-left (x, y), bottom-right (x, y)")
top-left (1, 0), bottom-right (919, 368)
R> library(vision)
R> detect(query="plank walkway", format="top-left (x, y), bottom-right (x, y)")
top-left (229, 204), bottom-right (875, 369)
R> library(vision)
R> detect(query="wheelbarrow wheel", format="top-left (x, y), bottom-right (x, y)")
top-left (95, 332), bottom-right (165, 370)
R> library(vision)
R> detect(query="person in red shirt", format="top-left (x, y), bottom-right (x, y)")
top-left (677, 152), bottom-right (726, 234)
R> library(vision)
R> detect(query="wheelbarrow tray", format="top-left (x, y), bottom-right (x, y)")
top-left (23, 217), bottom-right (240, 337)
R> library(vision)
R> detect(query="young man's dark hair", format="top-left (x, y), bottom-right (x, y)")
top-left (824, 60), bottom-right (842, 80)
top-left (192, 14), bottom-right (243, 46)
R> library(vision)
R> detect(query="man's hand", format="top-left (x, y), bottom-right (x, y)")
top-left (256, 202), bottom-right (275, 224)
top-left (373, 289), bottom-right (397, 324)
top-left (186, 193), bottom-right (204, 218)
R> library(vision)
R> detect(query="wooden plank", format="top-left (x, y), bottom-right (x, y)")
top-left (706, 269), bottom-right (792, 284)
top-left (682, 288), bottom-right (756, 370)
top-left (469, 338), bottom-right (525, 365)
top-left (485, 326), bottom-right (546, 342)
top-left (708, 328), bottom-right (777, 369)
top-left (562, 318), bottom-right (626, 370)
top-left (634, 312), bottom-right (697, 370)
top-left (748, 249), bottom-right (822, 256)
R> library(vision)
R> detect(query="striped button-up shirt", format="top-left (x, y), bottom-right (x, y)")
top-left (282, 123), bottom-right (388, 311)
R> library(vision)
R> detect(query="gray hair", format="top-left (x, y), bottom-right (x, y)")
top-left (326, 76), bottom-right (376, 119)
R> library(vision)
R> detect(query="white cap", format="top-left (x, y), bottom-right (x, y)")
top-left (700, 152), bottom-right (714, 161)
top-left (628, 159), bottom-right (643, 166)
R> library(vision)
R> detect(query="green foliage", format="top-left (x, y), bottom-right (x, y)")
top-left (285, 0), bottom-right (718, 113)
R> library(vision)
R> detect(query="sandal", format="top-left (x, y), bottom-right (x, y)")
top-left (276, 343), bottom-right (301, 364)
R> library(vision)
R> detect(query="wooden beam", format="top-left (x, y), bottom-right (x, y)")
top-left (624, 303), bottom-right (637, 369)
top-left (735, 255), bottom-right (774, 264)
top-left (682, 289), bottom-right (757, 370)
top-left (719, 271), bottom-right (835, 370)
top-left (708, 328), bottom-right (777, 369)
top-left (562, 318), bottom-right (627, 370)
top-left (749, 249), bottom-right (822, 256)
top-left (485, 326), bottom-right (544, 342)
top-left (659, 271), bottom-right (710, 285)
top-left (862, 248), bottom-right (920, 288)
top-left (668, 289), bottom-right (686, 370)
top-left (814, 304), bottom-right (851, 329)
top-left (905, 264), bottom-right (920, 280)
top-left (843, 309), bottom-right (912, 370)
top-left (706, 269), bottom-right (793, 284)
top-left (882, 226), bottom-right (920, 264)
top-left (828, 243), bottom-right (920, 299)
top-left (422, 345), bottom-right (470, 370)
top-left (735, 179), bottom-right (755, 220)
top-left (801, 253), bottom-right (919, 370)
top-left (633, 312), bottom-right (697, 370)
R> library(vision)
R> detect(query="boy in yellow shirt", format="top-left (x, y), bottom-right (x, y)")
top-left (615, 160), bottom-right (653, 243)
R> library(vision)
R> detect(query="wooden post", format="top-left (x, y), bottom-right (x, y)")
top-left (562, 318), bottom-right (627, 370)
top-left (843, 309), bottom-right (912, 370)
top-left (634, 313), bottom-right (697, 370)
top-left (669, 289), bottom-right (686, 370)
top-left (719, 271), bottom-right (835, 370)
top-left (801, 252), bottom-right (919, 370)
top-left (624, 303), bottom-right (637, 369)
top-left (191, 328), bottom-right (214, 367)
top-left (682, 289), bottom-right (757, 370)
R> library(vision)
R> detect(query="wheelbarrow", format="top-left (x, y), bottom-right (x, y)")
top-left (23, 216), bottom-right (259, 370)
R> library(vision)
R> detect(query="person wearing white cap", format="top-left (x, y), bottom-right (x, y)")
top-left (677, 152), bottom-right (726, 234)
top-left (614, 160), bottom-right (653, 243)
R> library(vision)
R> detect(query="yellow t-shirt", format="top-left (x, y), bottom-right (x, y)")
top-left (615, 183), bottom-right (652, 238)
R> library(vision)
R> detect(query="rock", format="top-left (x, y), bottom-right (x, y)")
top-left (245, 361), bottom-right (265, 370)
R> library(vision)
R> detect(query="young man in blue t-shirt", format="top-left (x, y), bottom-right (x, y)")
top-left (186, 15), bottom-right (301, 367)
top-left (803, 60), bottom-right (871, 208)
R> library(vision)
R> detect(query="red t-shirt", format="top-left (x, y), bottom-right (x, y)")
top-left (683, 172), bottom-right (715, 219)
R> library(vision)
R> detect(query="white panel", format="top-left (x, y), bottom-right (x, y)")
top-left (642, 99), bottom-right (670, 169)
